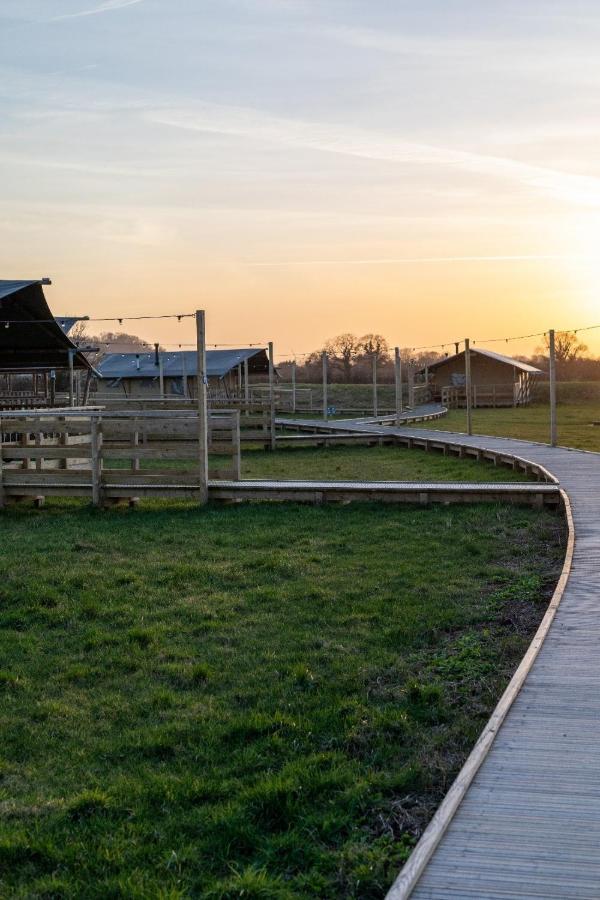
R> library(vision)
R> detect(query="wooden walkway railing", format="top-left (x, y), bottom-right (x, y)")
top-left (0, 409), bottom-right (241, 505)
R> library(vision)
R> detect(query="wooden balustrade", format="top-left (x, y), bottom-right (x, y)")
top-left (0, 409), bottom-right (240, 506)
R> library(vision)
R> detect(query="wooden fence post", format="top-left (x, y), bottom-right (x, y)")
top-left (158, 354), bottom-right (165, 399)
top-left (182, 351), bottom-right (188, 399)
top-left (394, 347), bottom-right (402, 424)
top-left (465, 338), bottom-right (472, 436)
top-left (322, 351), bottom-right (328, 421)
top-left (372, 352), bottom-right (378, 417)
top-left (90, 415), bottom-right (102, 507)
top-left (268, 341), bottom-right (276, 450)
top-left (549, 328), bottom-right (557, 447)
top-left (82, 369), bottom-right (92, 406)
top-left (68, 350), bottom-right (74, 407)
top-left (291, 360), bottom-right (296, 413)
top-left (196, 311), bottom-right (209, 503)
top-left (408, 365), bottom-right (415, 409)
top-left (244, 358), bottom-right (250, 405)
top-left (233, 411), bottom-right (241, 480)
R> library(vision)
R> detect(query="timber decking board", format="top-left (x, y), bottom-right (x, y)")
top-left (288, 416), bottom-right (598, 900)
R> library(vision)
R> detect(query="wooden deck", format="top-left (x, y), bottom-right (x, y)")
top-left (283, 416), bottom-right (598, 899)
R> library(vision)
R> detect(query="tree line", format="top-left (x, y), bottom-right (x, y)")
top-left (278, 331), bottom-right (599, 383)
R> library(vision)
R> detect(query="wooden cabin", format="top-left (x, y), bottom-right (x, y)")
top-left (0, 279), bottom-right (93, 408)
top-left (419, 348), bottom-right (543, 408)
top-left (95, 348), bottom-right (270, 400)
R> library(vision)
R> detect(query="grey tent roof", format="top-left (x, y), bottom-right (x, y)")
top-left (0, 279), bottom-right (41, 300)
top-left (422, 347), bottom-right (543, 375)
top-left (97, 348), bottom-right (269, 380)
top-left (56, 316), bottom-right (87, 335)
top-left (0, 280), bottom-right (92, 371)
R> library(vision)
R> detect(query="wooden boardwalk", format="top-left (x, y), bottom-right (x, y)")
top-left (279, 416), bottom-right (599, 899)
top-left (340, 422), bottom-right (600, 898)
top-left (208, 478), bottom-right (559, 507)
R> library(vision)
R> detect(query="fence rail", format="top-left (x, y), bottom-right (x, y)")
top-left (0, 409), bottom-right (240, 505)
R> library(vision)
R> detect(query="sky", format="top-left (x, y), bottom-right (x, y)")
top-left (2, 0), bottom-right (600, 359)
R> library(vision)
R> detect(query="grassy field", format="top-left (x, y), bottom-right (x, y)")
top-left (113, 444), bottom-right (531, 482)
top-left (0, 501), bottom-right (564, 898)
top-left (433, 402), bottom-right (600, 452)
top-left (239, 444), bottom-right (530, 482)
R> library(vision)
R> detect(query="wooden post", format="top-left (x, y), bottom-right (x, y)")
top-left (322, 351), bottom-right (328, 421)
top-left (244, 358), bottom-right (250, 405)
top-left (549, 328), bottom-right (557, 447)
top-left (82, 369), bottom-right (92, 406)
top-left (158, 354), bottom-right (165, 399)
top-left (268, 341), bottom-right (276, 450)
top-left (196, 311), bottom-right (209, 503)
top-left (182, 351), bottom-right (188, 399)
top-left (90, 415), bottom-right (102, 506)
top-left (50, 370), bottom-right (56, 406)
top-left (68, 350), bottom-right (74, 407)
top-left (465, 338), bottom-right (472, 436)
top-left (291, 360), bottom-right (297, 413)
top-left (237, 363), bottom-right (242, 397)
top-left (394, 347), bottom-right (402, 424)
top-left (372, 352), bottom-right (378, 417)
top-left (408, 365), bottom-right (415, 408)
top-left (454, 341), bottom-right (459, 356)
top-left (233, 411), bottom-right (241, 480)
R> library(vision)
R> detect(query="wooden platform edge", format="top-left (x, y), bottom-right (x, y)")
top-left (385, 486), bottom-right (575, 900)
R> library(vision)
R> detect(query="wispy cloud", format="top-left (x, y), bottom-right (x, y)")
top-left (146, 101), bottom-right (600, 208)
top-left (248, 254), bottom-right (589, 267)
top-left (49, 0), bottom-right (145, 22)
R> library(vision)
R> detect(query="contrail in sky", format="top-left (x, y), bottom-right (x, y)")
top-left (49, 0), bottom-right (144, 22)
top-left (247, 254), bottom-right (589, 267)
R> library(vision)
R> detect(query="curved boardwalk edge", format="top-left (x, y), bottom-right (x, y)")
top-left (387, 488), bottom-right (575, 899)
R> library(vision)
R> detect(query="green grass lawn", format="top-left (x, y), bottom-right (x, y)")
top-left (112, 444), bottom-right (531, 483)
top-left (0, 501), bottom-right (564, 898)
top-left (239, 444), bottom-right (530, 482)
top-left (433, 402), bottom-right (600, 452)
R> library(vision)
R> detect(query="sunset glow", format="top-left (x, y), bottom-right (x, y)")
top-left (2, 1), bottom-right (600, 357)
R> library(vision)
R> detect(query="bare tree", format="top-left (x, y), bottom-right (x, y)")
top-left (71, 327), bottom-right (156, 366)
top-left (323, 333), bottom-right (362, 381)
top-left (540, 331), bottom-right (588, 363)
top-left (359, 334), bottom-right (390, 358)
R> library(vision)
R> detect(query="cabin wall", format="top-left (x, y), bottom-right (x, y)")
top-left (430, 356), bottom-right (517, 389)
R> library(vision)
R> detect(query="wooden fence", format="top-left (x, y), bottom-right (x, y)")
top-left (94, 397), bottom-right (275, 448)
top-left (441, 384), bottom-right (520, 408)
top-left (0, 409), bottom-right (240, 506)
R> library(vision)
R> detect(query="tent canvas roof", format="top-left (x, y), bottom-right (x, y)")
top-left (97, 348), bottom-right (269, 380)
top-left (0, 280), bottom-right (91, 371)
top-left (422, 347), bottom-right (543, 376)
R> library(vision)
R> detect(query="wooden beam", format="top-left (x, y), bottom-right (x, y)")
top-left (268, 341), bottom-right (276, 450)
top-left (68, 350), bottom-right (74, 407)
top-left (372, 352), bottom-right (378, 417)
top-left (464, 338), bottom-right (472, 436)
top-left (394, 347), bottom-right (402, 423)
top-left (196, 310), bottom-right (209, 503)
top-left (322, 351), bottom-right (328, 421)
top-left (158, 353), bottom-right (165, 399)
top-left (82, 369), bottom-right (92, 406)
top-left (244, 358), bottom-right (250, 405)
top-left (549, 328), bottom-right (557, 447)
